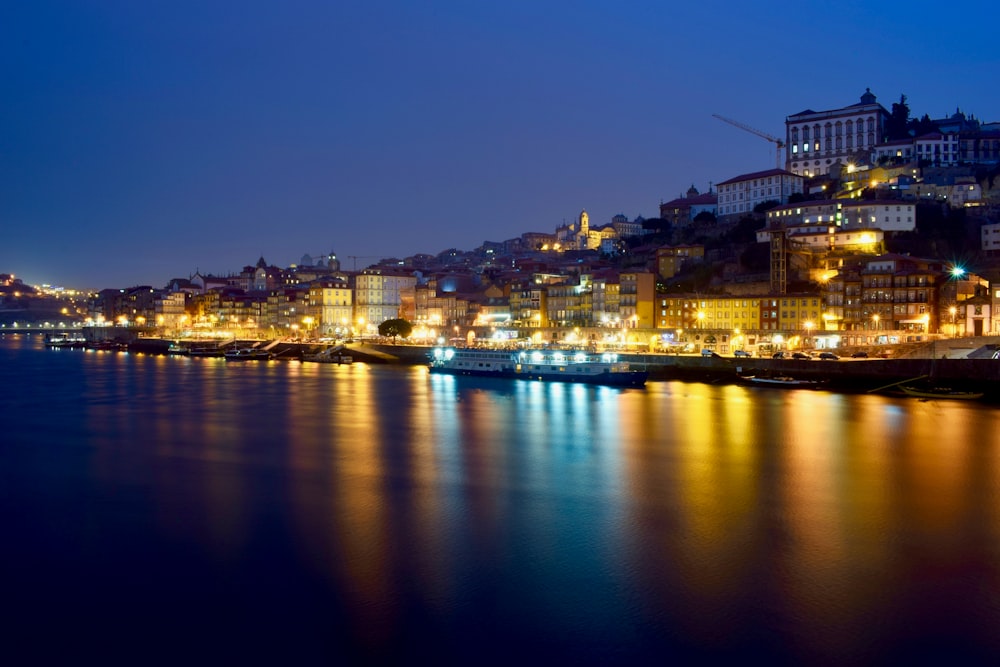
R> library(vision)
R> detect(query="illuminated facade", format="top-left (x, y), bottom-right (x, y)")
top-left (546, 279), bottom-right (593, 328)
top-left (619, 272), bottom-right (655, 329)
top-left (509, 283), bottom-right (547, 328)
top-left (785, 88), bottom-right (889, 177)
top-left (354, 269), bottom-right (417, 332)
top-left (309, 280), bottom-right (353, 336)
top-left (824, 254), bottom-right (943, 332)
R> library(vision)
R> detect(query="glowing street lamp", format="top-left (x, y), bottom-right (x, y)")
top-left (696, 311), bottom-right (705, 329)
top-left (872, 314), bottom-right (880, 331)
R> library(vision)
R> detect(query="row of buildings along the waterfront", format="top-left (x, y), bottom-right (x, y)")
top-left (19, 88), bottom-right (1000, 353)
top-left (73, 239), bottom-right (995, 355)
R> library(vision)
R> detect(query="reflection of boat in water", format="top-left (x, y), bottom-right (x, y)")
top-left (743, 375), bottom-right (821, 389)
top-left (224, 348), bottom-right (271, 361)
top-left (899, 385), bottom-right (984, 400)
top-left (85, 339), bottom-right (126, 352)
top-left (428, 347), bottom-right (647, 387)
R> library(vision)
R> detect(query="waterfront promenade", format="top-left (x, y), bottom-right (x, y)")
top-left (116, 334), bottom-right (1000, 396)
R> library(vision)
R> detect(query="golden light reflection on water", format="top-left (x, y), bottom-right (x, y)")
top-left (617, 382), bottom-right (1000, 658)
top-left (63, 350), bottom-right (1000, 659)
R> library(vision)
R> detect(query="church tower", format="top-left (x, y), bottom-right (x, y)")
top-left (578, 210), bottom-right (589, 249)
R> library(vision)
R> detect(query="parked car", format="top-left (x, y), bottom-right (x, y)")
top-left (734, 350), bottom-right (752, 358)
top-left (772, 351), bottom-right (786, 359)
top-left (701, 349), bottom-right (721, 358)
top-left (850, 351), bottom-right (869, 358)
top-left (818, 351), bottom-right (839, 360)
top-left (791, 351), bottom-right (812, 360)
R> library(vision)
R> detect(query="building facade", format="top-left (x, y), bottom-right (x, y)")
top-left (785, 88), bottom-right (889, 177)
top-left (353, 269), bottom-right (417, 334)
top-left (716, 169), bottom-right (804, 219)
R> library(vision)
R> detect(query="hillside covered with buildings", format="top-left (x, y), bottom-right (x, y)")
top-left (8, 89), bottom-right (1000, 354)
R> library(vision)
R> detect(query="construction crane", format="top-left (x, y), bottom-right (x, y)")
top-left (713, 114), bottom-right (786, 170)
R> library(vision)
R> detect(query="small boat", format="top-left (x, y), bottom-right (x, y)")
top-left (899, 385), bottom-right (984, 400)
top-left (224, 348), bottom-right (271, 361)
top-left (429, 347), bottom-right (647, 387)
top-left (45, 333), bottom-right (87, 348)
top-left (303, 346), bottom-right (353, 364)
top-left (187, 346), bottom-right (226, 358)
top-left (744, 375), bottom-right (821, 389)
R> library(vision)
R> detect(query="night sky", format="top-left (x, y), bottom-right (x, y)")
top-left (3, 1), bottom-right (999, 289)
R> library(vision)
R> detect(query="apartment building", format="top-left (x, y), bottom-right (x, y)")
top-left (823, 254), bottom-right (944, 333)
top-left (716, 168), bottom-right (804, 219)
top-left (619, 271), bottom-right (656, 329)
top-left (982, 222), bottom-right (1000, 256)
top-left (308, 279), bottom-right (353, 336)
top-left (354, 268), bottom-right (417, 333)
top-left (509, 283), bottom-right (547, 327)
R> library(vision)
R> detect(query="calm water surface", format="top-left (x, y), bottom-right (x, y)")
top-left (2, 334), bottom-right (1000, 664)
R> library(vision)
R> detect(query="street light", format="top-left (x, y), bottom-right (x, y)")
top-left (872, 314), bottom-right (880, 330)
top-left (949, 306), bottom-right (957, 337)
top-left (696, 311), bottom-right (705, 329)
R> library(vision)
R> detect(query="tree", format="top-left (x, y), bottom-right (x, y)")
top-left (641, 217), bottom-right (672, 236)
top-left (753, 200), bottom-right (780, 214)
top-left (886, 94), bottom-right (911, 141)
top-left (909, 113), bottom-right (938, 137)
top-left (378, 318), bottom-right (413, 340)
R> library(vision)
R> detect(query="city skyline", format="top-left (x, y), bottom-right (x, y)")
top-left (4, 1), bottom-right (1000, 289)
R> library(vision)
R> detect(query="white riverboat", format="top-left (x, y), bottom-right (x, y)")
top-left (429, 347), bottom-right (648, 387)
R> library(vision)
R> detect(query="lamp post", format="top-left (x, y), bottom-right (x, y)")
top-left (949, 306), bottom-right (957, 337)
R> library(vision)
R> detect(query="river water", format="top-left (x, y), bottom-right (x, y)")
top-left (2, 333), bottom-right (999, 664)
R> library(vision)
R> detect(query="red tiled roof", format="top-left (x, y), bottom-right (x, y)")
top-left (716, 168), bottom-right (799, 186)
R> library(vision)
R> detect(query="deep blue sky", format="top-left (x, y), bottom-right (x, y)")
top-left (3, 1), bottom-right (998, 289)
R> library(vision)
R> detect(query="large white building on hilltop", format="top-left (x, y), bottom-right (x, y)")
top-left (716, 168), bottom-right (804, 220)
top-left (785, 88), bottom-right (889, 177)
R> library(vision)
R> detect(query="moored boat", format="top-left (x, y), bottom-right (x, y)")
top-left (224, 348), bottom-right (271, 361)
top-left (187, 346), bottom-right (227, 358)
top-left (302, 346), bottom-right (353, 364)
top-left (743, 375), bottom-right (821, 389)
top-left (428, 346), bottom-right (647, 387)
top-left (45, 333), bottom-right (87, 348)
top-left (899, 385), bottom-right (984, 400)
